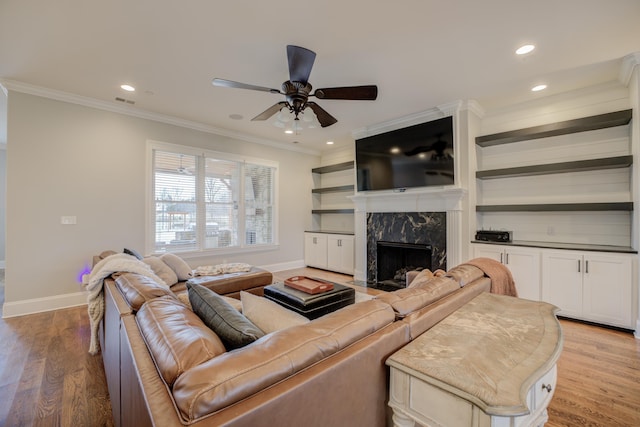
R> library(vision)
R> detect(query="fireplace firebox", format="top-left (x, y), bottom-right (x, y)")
top-left (374, 241), bottom-right (432, 291)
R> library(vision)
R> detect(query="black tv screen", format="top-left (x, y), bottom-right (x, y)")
top-left (355, 116), bottom-right (454, 192)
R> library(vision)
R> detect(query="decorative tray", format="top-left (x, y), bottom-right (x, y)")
top-left (284, 276), bottom-right (335, 294)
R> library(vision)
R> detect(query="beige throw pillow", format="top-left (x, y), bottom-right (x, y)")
top-left (240, 291), bottom-right (309, 334)
top-left (160, 253), bottom-right (193, 281)
top-left (143, 256), bottom-right (179, 286)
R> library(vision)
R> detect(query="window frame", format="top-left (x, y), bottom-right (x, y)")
top-left (146, 140), bottom-right (279, 257)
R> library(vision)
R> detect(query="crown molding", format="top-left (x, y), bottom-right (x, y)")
top-left (619, 52), bottom-right (640, 87)
top-left (0, 79), bottom-right (321, 156)
top-left (351, 100), bottom-right (465, 140)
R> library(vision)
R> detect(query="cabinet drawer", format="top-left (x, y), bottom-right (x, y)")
top-left (534, 365), bottom-right (557, 411)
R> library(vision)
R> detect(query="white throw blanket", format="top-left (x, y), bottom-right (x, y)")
top-left (193, 262), bottom-right (252, 276)
top-left (85, 253), bottom-right (166, 354)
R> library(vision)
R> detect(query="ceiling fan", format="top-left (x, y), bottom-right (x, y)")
top-left (212, 45), bottom-right (378, 128)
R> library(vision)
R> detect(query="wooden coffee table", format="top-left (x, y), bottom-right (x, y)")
top-left (386, 292), bottom-right (563, 427)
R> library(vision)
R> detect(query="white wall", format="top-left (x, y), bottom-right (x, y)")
top-left (3, 91), bottom-right (319, 315)
top-left (0, 89), bottom-right (6, 266)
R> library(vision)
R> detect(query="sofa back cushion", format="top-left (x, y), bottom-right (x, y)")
top-left (136, 296), bottom-right (226, 387)
top-left (172, 299), bottom-right (395, 422)
top-left (377, 276), bottom-right (460, 317)
top-left (115, 272), bottom-right (176, 311)
top-left (445, 264), bottom-right (485, 287)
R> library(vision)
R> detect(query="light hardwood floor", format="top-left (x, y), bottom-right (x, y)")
top-left (0, 268), bottom-right (638, 426)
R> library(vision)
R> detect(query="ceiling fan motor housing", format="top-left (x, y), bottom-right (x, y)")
top-left (282, 81), bottom-right (312, 117)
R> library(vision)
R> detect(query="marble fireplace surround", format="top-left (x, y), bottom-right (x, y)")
top-left (351, 187), bottom-right (467, 284)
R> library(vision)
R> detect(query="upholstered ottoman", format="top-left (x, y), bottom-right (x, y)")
top-left (264, 281), bottom-right (355, 319)
top-left (171, 266), bottom-right (273, 298)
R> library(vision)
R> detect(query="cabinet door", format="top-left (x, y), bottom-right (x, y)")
top-left (474, 244), bottom-right (542, 301)
top-left (327, 235), bottom-right (354, 275)
top-left (582, 254), bottom-right (633, 328)
top-left (473, 244), bottom-right (505, 263)
top-left (505, 247), bottom-right (541, 301)
top-left (542, 251), bottom-right (583, 318)
top-left (304, 233), bottom-right (327, 269)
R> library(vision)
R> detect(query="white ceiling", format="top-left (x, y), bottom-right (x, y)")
top-left (1, 0), bottom-right (639, 153)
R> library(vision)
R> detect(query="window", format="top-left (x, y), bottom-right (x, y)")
top-left (148, 142), bottom-right (277, 254)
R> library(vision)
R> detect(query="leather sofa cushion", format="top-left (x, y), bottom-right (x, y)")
top-left (172, 299), bottom-right (395, 421)
top-left (377, 276), bottom-right (460, 317)
top-left (115, 272), bottom-right (176, 311)
top-left (446, 264), bottom-right (485, 287)
top-left (136, 296), bottom-right (226, 387)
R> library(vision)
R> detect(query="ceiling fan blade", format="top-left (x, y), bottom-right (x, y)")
top-left (313, 85), bottom-right (378, 100)
top-left (251, 102), bottom-right (289, 121)
top-left (306, 102), bottom-right (338, 127)
top-left (287, 45), bottom-right (316, 84)
top-left (212, 78), bottom-right (281, 94)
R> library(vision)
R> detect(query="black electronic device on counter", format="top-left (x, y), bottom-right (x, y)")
top-left (475, 230), bottom-right (513, 243)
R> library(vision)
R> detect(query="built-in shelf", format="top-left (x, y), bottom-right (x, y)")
top-left (311, 161), bottom-right (354, 174)
top-left (312, 185), bottom-right (355, 194)
top-left (312, 209), bottom-right (355, 214)
top-left (476, 202), bottom-right (633, 212)
top-left (471, 240), bottom-right (637, 254)
top-left (476, 156), bottom-right (633, 179)
top-left (475, 109), bottom-right (632, 147)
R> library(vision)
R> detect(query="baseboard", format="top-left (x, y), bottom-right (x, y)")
top-left (2, 291), bottom-right (87, 318)
top-left (260, 259), bottom-right (305, 273)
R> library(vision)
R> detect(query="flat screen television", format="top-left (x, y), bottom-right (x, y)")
top-left (355, 116), bottom-right (454, 192)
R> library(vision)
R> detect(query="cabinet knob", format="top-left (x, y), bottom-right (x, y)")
top-left (541, 383), bottom-right (553, 393)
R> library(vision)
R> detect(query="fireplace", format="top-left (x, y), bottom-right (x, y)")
top-left (365, 212), bottom-right (446, 287)
top-left (375, 241), bottom-right (432, 290)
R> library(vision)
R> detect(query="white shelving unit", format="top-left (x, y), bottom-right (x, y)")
top-left (305, 161), bottom-right (355, 274)
top-left (473, 109), bottom-right (638, 330)
top-left (475, 109), bottom-right (634, 249)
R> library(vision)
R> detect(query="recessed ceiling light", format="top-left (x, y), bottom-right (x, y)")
top-left (120, 84), bottom-right (135, 92)
top-left (326, 141), bottom-right (334, 145)
top-left (229, 114), bottom-right (243, 120)
top-left (531, 84), bottom-right (547, 92)
top-left (284, 129), bottom-right (294, 134)
top-left (516, 44), bottom-right (535, 55)
top-left (390, 147), bottom-right (400, 154)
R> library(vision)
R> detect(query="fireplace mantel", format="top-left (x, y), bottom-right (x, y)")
top-left (350, 187), bottom-right (468, 282)
top-left (350, 187), bottom-right (467, 213)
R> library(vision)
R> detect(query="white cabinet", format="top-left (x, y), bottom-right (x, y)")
top-left (327, 235), bottom-right (354, 275)
top-left (542, 251), bottom-right (634, 328)
top-left (474, 244), bottom-right (541, 301)
top-left (304, 233), bottom-right (327, 270)
top-left (304, 232), bottom-right (354, 274)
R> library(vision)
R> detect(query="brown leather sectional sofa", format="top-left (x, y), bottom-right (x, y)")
top-left (99, 264), bottom-right (491, 427)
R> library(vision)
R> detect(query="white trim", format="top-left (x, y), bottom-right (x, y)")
top-left (619, 52), bottom-right (640, 87)
top-left (260, 259), bottom-right (306, 273)
top-left (0, 260), bottom-right (5, 268)
top-left (351, 101), bottom-right (463, 140)
top-left (0, 78), bottom-right (320, 156)
top-left (2, 291), bottom-right (87, 318)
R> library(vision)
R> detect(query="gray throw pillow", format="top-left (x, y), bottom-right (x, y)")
top-left (187, 282), bottom-right (264, 349)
